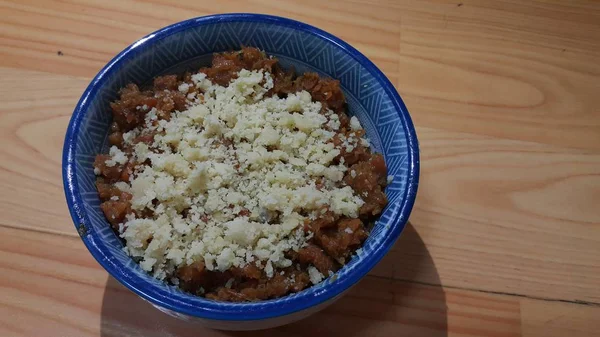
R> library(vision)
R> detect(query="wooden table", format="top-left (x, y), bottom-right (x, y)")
top-left (1, 1), bottom-right (599, 336)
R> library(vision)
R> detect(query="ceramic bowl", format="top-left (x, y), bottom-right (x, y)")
top-left (63, 13), bottom-right (419, 330)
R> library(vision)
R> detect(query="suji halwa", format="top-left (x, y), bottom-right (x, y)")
top-left (93, 47), bottom-right (389, 302)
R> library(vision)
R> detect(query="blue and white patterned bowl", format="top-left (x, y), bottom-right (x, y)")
top-left (63, 14), bottom-right (419, 330)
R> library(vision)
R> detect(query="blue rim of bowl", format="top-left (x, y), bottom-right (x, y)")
top-left (63, 13), bottom-right (420, 321)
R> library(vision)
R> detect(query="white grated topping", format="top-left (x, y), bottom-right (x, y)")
top-left (308, 266), bottom-right (324, 284)
top-left (114, 69), bottom-right (371, 281)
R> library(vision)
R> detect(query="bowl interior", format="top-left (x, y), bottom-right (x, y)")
top-left (64, 14), bottom-right (418, 321)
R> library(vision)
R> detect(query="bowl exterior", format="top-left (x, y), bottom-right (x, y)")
top-left (63, 14), bottom-right (419, 330)
top-left (148, 290), bottom-right (347, 330)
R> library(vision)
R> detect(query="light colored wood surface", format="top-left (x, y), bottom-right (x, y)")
top-left (1, 0), bottom-right (600, 336)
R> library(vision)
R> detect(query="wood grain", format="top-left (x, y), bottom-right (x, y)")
top-left (0, 67), bottom-right (85, 235)
top-left (520, 299), bottom-right (600, 337)
top-left (396, 0), bottom-right (600, 150)
top-left (0, 226), bottom-right (522, 337)
top-left (380, 128), bottom-right (600, 302)
top-left (3, 66), bottom-right (599, 304)
top-left (1, 0), bottom-right (600, 335)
